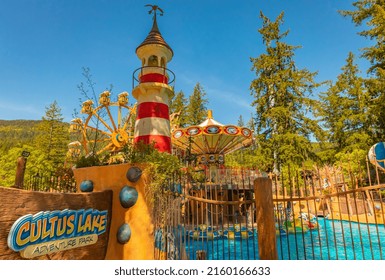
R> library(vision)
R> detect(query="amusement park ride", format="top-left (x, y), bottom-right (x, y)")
top-left (68, 91), bottom-right (136, 156)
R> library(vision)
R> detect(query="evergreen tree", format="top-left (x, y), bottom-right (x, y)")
top-left (340, 1), bottom-right (385, 140)
top-left (0, 144), bottom-right (52, 187)
top-left (35, 101), bottom-right (69, 171)
top-left (250, 12), bottom-right (322, 171)
top-left (246, 113), bottom-right (256, 132)
top-left (237, 115), bottom-right (245, 127)
top-left (318, 52), bottom-right (372, 162)
top-left (169, 90), bottom-right (188, 128)
top-left (186, 83), bottom-right (208, 126)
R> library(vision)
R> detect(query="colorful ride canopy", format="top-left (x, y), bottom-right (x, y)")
top-left (171, 110), bottom-right (253, 156)
top-left (368, 142), bottom-right (385, 171)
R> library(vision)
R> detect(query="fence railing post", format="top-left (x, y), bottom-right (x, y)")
top-left (254, 177), bottom-right (278, 260)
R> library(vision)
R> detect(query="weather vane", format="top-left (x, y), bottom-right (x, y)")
top-left (145, 4), bottom-right (164, 21)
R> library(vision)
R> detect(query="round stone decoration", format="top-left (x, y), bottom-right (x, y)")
top-left (126, 166), bottom-right (142, 182)
top-left (119, 186), bottom-right (138, 208)
top-left (80, 180), bottom-right (94, 192)
top-left (117, 223), bottom-right (131, 244)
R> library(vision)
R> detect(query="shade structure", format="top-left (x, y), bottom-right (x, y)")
top-left (171, 111), bottom-right (253, 158)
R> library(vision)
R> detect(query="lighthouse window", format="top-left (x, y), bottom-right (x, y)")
top-left (148, 55), bottom-right (158, 67)
top-left (160, 57), bottom-right (166, 68)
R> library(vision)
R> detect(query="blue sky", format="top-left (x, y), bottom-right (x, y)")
top-left (0, 0), bottom-right (370, 125)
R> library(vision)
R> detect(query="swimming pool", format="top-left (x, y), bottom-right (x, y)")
top-left (185, 218), bottom-right (385, 260)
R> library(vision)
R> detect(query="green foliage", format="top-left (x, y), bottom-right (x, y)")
top-left (0, 120), bottom-right (41, 153)
top-left (225, 147), bottom-right (260, 169)
top-left (122, 142), bottom-right (182, 204)
top-left (0, 144), bottom-right (53, 187)
top-left (75, 154), bottom-right (103, 168)
top-left (340, 1), bottom-right (385, 75)
top-left (144, 149), bottom-right (182, 192)
top-left (186, 83), bottom-right (208, 126)
top-left (121, 142), bottom-right (156, 163)
top-left (237, 115), bottom-right (245, 127)
top-left (335, 149), bottom-right (368, 188)
top-left (250, 11), bottom-right (322, 171)
top-left (340, 1), bottom-right (385, 141)
top-left (0, 107), bottom-right (70, 186)
top-left (169, 90), bottom-right (188, 128)
top-left (34, 101), bottom-right (69, 172)
top-left (311, 142), bottom-right (336, 164)
top-left (246, 113), bottom-right (256, 132)
top-left (317, 52), bottom-right (373, 164)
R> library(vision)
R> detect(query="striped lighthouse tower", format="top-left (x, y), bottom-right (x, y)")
top-left (132, 5), bottom-right (174, 153)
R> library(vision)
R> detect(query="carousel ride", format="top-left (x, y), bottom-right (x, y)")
top-left (67, 91), bottom-right (136, 160)
top-left (172, 110), bottom-right (257, 240)
top-left (172, 110), bottom-right (253, 183)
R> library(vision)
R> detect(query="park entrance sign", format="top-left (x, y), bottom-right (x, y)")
top-left (7, 209), bottom-right (108, 259)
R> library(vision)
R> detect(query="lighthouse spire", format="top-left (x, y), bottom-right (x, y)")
top-left (137, 5), bottom-right (173, 55)
top-left (146, 4), bottom-right (163, 32)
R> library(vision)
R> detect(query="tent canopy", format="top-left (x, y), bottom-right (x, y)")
top-left (171, 110), bottom-right (253, 156)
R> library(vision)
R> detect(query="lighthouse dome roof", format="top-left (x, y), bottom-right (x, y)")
top-left (136, 15), bottom-right (173, 56)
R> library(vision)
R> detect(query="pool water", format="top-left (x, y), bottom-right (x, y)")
top-left (185, 232), bottom-right (259, 260)
top-left (185, 218), bottom-right (385, 260)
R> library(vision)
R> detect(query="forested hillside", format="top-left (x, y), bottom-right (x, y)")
top-left (0, 102), bottom-right (71, 187)
top-left (0, 120), bottom-right (42, 152)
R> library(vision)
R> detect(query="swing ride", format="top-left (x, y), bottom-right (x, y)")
top-left (172, 110), bottom-right (254, 184)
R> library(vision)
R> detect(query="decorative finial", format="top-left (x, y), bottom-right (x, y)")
top-left (145, 4), bottom-right (164, 21)
top-left (208, 110), bottom-right (213, 119)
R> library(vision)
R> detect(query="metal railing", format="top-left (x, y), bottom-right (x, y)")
top-left (153, 169), bottom-right (260, 260)
top-left (22, 172), bottom-right (77, 193)
top-left (154, 159), bottom-right (385, 260)
top-left (132, 66), bottom-right (175, 89)
top-left (272, 160), bottom-right (385, 260)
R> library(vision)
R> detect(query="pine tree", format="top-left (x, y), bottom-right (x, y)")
top-left (186, 83), bottom-right (208, 126)
top-left (340, 1), bottom-right (385, 140)
top-left (169, 90), bottom-right (188, 128)
top-left (237, 115), bottom-right (245, 127)
top-left (35, 101), bottom-right (69, 171)
top-left (250, 12), bottom-right (322, 171)
top-left (318, 52), bottom-right (372, 162)
top-left (246, 113), bottom-right (256, 132)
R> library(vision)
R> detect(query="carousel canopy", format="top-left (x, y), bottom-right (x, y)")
top-left (171, 110), bottom-right (253, 155)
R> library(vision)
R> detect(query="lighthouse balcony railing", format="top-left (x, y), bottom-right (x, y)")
top-left (133, 66), bottom-right (175, 89)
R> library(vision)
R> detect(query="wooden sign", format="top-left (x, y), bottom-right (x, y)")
top-left (0, 187), bottom-right (112, 260)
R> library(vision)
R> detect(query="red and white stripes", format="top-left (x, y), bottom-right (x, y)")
top-left (134, 90), bottom-right (171, 153)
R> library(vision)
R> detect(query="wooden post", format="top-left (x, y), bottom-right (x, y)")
top-left (254, 177), bottom-right (278, 260)
top-left (365, 190), bottom-right (374, 216)
top-left (196, 250), bottom-right (206, 260)
top-left (14, 156), bottom-right (27, 188)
